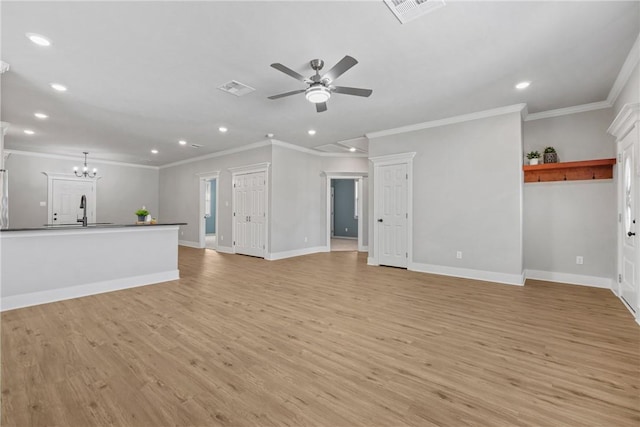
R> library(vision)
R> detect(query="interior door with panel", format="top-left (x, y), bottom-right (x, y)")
top-left (620, 131), bottom-right (639, 313)
top-left (234, 171), bottom-right (266, 258)
top-left (377, 163), bottom-right (408, 268)
top-left (51, 179), bottom-right (95, 225)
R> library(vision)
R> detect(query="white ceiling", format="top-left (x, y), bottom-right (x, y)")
top-left (1, 1), bottom-right (638, 166)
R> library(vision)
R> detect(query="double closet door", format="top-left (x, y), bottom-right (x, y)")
top-left (234, 171), bottom-right (266, 258)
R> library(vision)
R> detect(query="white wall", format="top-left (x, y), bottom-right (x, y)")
top-left (158, 144), bottom-right (271, 247)
top-left (369, 112), bottom-right (524, 284)
top-left (523, 109), bottom-right (616, 285)
top-left (5, 151), bottom-right (158, 228)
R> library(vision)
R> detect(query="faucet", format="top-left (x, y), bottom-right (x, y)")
top-left (78, 194), bottom-right (87, 227)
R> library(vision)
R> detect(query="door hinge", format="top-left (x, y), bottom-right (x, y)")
top-left (233, 183), bottom-right (236, 188)
top-left (406, 252), bottom-right (408, 258)
top-left (618, 274), bottom-right (622, 283)
top-left (233, 241), bottom-right (235, 245)
top-left (406, 173), bottom-right (408, 179)
top-left (233, 212), bottom-right (236, 216)
top-left (406, 213), bottom-right (408, 219)
top-left (618, 153), bottom-right (622, 163)
top-left (619, 213), bottom-right (622, 223)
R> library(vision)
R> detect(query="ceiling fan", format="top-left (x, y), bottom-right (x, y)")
top-left (268, 55), bottom-right (373, 113)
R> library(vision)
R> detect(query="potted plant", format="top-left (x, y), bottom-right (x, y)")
top-left (544, 146), bottom-right (558, 163)
top-left (526, 151), bottom-right (541, 165)
top-left (135, 209), bottom-right (149, 222)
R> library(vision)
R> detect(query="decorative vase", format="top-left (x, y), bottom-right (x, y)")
top-left (544, 152), bottom-right (558, 163)
top-left (529, 158), bottom-right (539, 165)
top-left (137, 215), bottom-right (146, 222)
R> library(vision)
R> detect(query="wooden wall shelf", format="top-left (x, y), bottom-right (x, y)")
top-left (523, 158), bottom-right (616, 183)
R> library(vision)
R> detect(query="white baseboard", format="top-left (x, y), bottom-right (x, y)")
top-left (1, 270), bottom-right (180, 312)
top-left (179, 240), bottom-right (201, 249)
top-left (266, 246), bottom-right (329, 261)
top-left (409, 262), bottom-right (525, 286)
top-left (367, 257), bottom-right (377, 266)
top-left (525, 269), bottom-right (612, 289)
top-left (358, 245), bottom-right (369, 252)
top-left (333, 236), bottom-right (358, 240)
top-left (216, 245), bottom-right (235, 254)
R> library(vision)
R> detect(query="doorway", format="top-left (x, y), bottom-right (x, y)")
top-left (331, 179), bottom-right (358, 251)
top-left (233, 170), bottom-right (267, 258)
top-left (198, 172), bottom-right (219, 250)
top-left (46, 175), bottom-right (96, 225)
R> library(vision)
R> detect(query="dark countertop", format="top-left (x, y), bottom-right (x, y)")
top-left (0, 223), bottom-right (187, 232)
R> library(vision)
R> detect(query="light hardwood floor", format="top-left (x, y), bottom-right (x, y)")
top-left (2, 248), bottom-right (639, 427)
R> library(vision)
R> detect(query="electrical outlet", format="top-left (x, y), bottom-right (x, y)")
top-left (180, 231), bottom-right (184, 236)
top-left (345, 228), bottom-right (348, 232)
top-left (304, 236), bottom-right (308, 242)
top-left (221, 235), bottom-right (224, 241)
top-left (39, 201), bottom-right (46, 207)
top-left (576, 256), bottom-right (583, 265)
top-left (456, 251), bottom-right (462, 259)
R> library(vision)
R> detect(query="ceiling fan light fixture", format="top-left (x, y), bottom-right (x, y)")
top-left (305, 86), bottom-right (331, 104)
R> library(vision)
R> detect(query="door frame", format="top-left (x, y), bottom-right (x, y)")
top-left (229, 162), bottom-right (270, 257)
top-left (369, 152), bottom-right (416, 267)
top-left (43, 172), bottom-right (98, 224)
top-left (608, 103), bottom-right (640, 323)
top-left (324, 173), bottom-right (367, 252)
top-left (197, 171), bottom-right (219, 249)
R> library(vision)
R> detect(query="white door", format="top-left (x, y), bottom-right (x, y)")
top-left (620, 131), bottom-right (639, 313)
top-left (377, 163), bottom-right (408, 268)
top-left (234, 171), bottom-right (266, 257)
top-left (51, 179), bottom-right (95, 225)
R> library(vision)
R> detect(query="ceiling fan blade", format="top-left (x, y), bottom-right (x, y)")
top-left (332, 86), bottom-right (373, 97)
top-left (268, 89), bottom-right (306, 100)
top-left (322, 55), bottom-right (358, 82)
top-left (270, 63), bottom-right (310, 83)
top-left (316, 102), bottom-right (328, 113)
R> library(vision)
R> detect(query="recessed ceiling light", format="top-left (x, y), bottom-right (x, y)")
top-left (50, 83), bottom-right (67, 92)
top-left (308, 129), bottom-right (316, 136)
top-left (26, 33), bottom-right (51, 47)
top-left (151, 149), bottom-right (158, 154)
top-left (178, 140), bottom-right (187, 145)
top-left (24, 129), bottom-right (35, 135)
top-left (349, 147), bottom-right (356, 152)
top-left (34, 112), bottom-right (48, 119)
top-left (515, 81), bottom-right (531, 90)
top-left (218, 126), bottom-right (228, 133)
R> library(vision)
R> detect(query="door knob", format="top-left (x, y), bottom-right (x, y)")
top-left (377, 218), bottom-right (383, 223)
top-left (628, 231), bottom-right (636, 237)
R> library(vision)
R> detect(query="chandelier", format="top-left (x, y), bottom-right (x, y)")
top-left (74, 152), bottom-right (97, 178)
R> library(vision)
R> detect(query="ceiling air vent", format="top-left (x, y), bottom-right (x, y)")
top-left (191, 144), bottom-right (203, 149)
top-left (384, 0), bottom-right (445, 24)
top-left (217, 80), bottom-right (256, 97)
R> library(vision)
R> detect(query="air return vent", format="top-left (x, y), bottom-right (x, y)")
top-left (384, 0), bottom-right (445, 24)
top-left (191, 144), bottom-right (203, 148)
top-left (217, 80), bottom-right (256, 97)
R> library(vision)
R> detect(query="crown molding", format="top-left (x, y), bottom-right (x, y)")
top-left (366, 104), bottom-right (527, 139)
top-left (607, 102), bottom-right (640, 140)
top-left (5, 149), bottom-right (159, 170)
top-left (607, 33), bottom-right (640, 106)
top-left (525, 100), bottom-right (612, 122)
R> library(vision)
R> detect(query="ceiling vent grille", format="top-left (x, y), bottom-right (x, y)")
top-left (217, 80), bottom-right (256, 97)
top-left (191, 144), bottom-right (203, 149)
top-left (384, 0), bottom-right (445, 24)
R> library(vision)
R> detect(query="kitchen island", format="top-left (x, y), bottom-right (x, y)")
top-left (0, 223), bottom-right (185, 311)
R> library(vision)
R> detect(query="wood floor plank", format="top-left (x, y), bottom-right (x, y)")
top-left (2, 248), bottom-right (639, 426)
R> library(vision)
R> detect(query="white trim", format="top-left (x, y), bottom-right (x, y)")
top-left (366, 104), bottom-right (526, 139)
top-left (608, 103), bottom-right (640, 141)
top-left (608, 34), bottom-right (640, 106)
top-left (525, 101), bottom-right (611, 122)
top-left (367, 256), bottom-right (376, 266)
top-left (370, 152), bottom-right (415, 268)
top-left (1, 270), bottom-right (179, 312)
top-left (216, 245), bottom-right (235, 254)
top-left (266, 246), bottom-right (329, 261)
top-left (6, 149), bottom-right (159, 170)
top-left (228, 161), bottom-right (271, 175)
top-left (525, 269), bottom-right (611, 289)
top-left (0, 122), bottom-right (9, 135)
top-left (178, 240), bottom-right (201, 249)
top-left (360, 245), bottom-right (368, 252)
top-left (333, 236), bottom-right (357, 240)
top-left (410, 262), bottom-right (525, 286)
top-left (231, 163), bottom-right (270, 258)
top-left (198, 171), bottom-right (220, 250)
top-left (324, 173), bottom-right (368, 253)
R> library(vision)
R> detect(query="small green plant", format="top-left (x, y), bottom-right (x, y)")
top-left (544, 146), bottom-right (556, 154)
top-left (526, 151), bottom-right (540, 160)
top-left (135, 209), bottom-right (149, 217)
